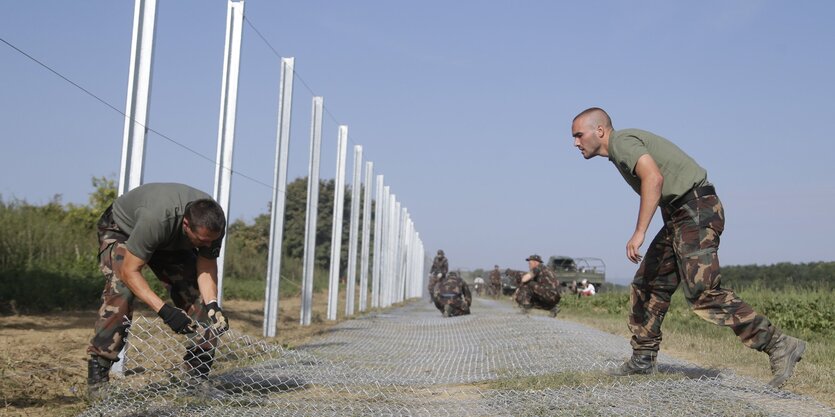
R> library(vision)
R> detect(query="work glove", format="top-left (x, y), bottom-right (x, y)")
top-left (205, 301), bottom-right (229, 335)
top-left (157, 304), bottom-right (198, 334)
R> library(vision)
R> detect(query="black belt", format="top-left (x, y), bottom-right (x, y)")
top-left (669, 185), bottom-right (716, 211)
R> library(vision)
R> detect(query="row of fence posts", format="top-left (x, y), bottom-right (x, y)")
top-left (115, 0), bottom-right (428, 355)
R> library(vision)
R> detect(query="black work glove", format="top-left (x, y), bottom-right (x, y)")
top-left (157, 304), bottom-right (198, 334)
top-left (205, 301), bottom-right (229, 335)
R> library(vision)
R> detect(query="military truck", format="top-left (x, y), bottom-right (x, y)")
top-left (547, 256), bottom-right (606, 291)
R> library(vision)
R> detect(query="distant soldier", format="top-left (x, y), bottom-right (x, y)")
top-left (430, 249), bottom-right (449, 278)
top-left (489, 265), bottom-right (502, 298)
top-left (515, 254), bottom-right (561, 317)
top-left (432, 271), bottom-right (471, 317)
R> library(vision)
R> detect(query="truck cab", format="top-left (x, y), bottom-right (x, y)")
top-left (547, 256), bottom-right (606, 291)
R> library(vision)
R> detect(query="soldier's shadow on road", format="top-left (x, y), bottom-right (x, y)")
top-left (657, 363), bottom-right (722, 379)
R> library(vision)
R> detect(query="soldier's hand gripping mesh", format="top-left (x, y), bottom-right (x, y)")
top-left (205, 301), bottom-right (229, 334)
top-left (157, 304), bottom-right (198, 334)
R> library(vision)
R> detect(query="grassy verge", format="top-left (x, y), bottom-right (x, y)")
top-left (556, 289), bottom-right (835, 407)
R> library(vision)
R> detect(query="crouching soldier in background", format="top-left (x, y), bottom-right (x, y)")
top-left (432, 271), bottom-right (472, 317)
top-left (515, 254), bottom-right (561, 317)
top-left (87, 183), bottom-right (230, 396)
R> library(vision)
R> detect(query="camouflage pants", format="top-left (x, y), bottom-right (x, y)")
top-left (628, 193), bottom-right (777, 353)
top-left (88, 206), bottom-right (216, 365)
top-left (515, 281), bottom-right (560, 310)
top-left (491, 282), bottom-right (502, 298)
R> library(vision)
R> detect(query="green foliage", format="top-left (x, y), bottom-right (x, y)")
top-left (563, 284), bottom-right (835, 337)
top-left (0, 178), bottom-right (115, 313)
top-left (722, 262), bottom-right (835, 290)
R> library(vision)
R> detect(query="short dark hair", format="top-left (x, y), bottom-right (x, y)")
top-left (184, 198), bottom-right (226, 232)
top-left (573, 107), bottom-right (613, 130)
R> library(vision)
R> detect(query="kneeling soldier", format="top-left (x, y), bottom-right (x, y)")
top-left (433, 271), bottom-right (472, 317)
top-left (515, 254), bottom-right (561, 317)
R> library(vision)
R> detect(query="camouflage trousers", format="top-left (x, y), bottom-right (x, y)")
top-left (434, 294), bottom-right (470, 317)
top-left (490, 282), bottom-right (502, 298)
top-left (515, 281), bottom-right (560, 310)
top-left (88, 206), bottom-right (216, 366)
top-left (628, 193), bottom-right (777, 353)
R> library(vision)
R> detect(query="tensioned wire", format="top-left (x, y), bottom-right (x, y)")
top-left (1, 16), bottom-right (400, 204)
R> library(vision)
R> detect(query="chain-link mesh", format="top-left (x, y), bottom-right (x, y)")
top-left (80, 298), bottom-right (833, 416)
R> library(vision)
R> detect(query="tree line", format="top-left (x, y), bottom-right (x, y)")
top-left (0, 177), bottom-right (372, 313)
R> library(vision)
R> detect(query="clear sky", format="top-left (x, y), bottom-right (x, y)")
top-left (2, 1), bottom-right (834, 284)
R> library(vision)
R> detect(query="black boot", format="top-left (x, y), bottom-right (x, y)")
top-left (183, 346), bottom-right (215, 383)
top-left (87, 355), bottom-right (113, 397)
top-left (605, 351), bottom-right (656, 376)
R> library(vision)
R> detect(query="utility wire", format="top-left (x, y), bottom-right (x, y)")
top-left (243, 16), bottom-right (378, 168)
top-left (0, 35), bottom-right (275, 191)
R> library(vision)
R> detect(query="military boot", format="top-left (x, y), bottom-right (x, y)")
top-left (519, 304), bottom-right (532, 315)
top-left (443, 304), bottom-right (452, 318)
top-left (87, 355), bottom-right (113, 398)
top-left (549, 305), bottom-right (561, 318)
top-left (764, 334), bottom-right (806, 388)
top-left (183, 346), bottom-right (215, 384)
top-left (605, 351), bottom-right (656, 376)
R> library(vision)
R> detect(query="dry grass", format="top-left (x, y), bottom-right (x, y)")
top-left (0, 296), bottom-right (349, 417)
top-left (560, 310), bottom-right (835, 408)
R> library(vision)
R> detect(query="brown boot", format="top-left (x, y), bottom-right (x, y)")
top-left (765, 334), bottom-right (806, 388)
top-left (605, 351), bottom-right (656, 376)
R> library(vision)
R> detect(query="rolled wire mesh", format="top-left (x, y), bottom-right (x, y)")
top-left (80, 298), bottom-right (833, 416)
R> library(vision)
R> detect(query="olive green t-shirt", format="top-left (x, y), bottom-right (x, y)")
top-left (111, 183), bottom-right (224, 261)
top-left (608, 129), bottom-right (708, 205)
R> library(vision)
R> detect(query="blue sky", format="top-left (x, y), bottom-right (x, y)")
top-left (2, 1), bottom-right (834, 284)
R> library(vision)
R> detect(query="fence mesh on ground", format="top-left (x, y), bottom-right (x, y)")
top-left (80, 297), bottom-right (833, 416)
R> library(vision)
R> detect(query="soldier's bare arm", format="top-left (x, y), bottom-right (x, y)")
top-left (117, 249), bottom-right (166, 312)
top-left (628, 154), bottom-right (663, 264)
top-left (196, 255), bottom-right (220, 304)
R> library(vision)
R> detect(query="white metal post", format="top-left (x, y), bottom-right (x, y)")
top-left (385, 197), bottom-right (398, 307)
top-left (118, 0), bottom-right (157, 196)
top-left (345, 145), bottom-right (362, 316)
top-left (113, 0), bottom-right (158, 377)
top-left (380, 187), bottom-right (391, 307)
top-left (263, 57), bottom-right (295, 338)
top-left (327, 126), bottom-right (348, 321)
top-left (212, 0), bottom-right (245, 305)
top-left (358, 161), bottom-right (373, 312)
top-left (301, 96), bottom-right (324, 326)
top-left (371, 177), bottom-right (384, 308)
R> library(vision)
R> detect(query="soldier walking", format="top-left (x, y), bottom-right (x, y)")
top-left (515, 255), bottom-right (561, 317)
top-left (570, 107), bottom-right (806, 387)
top-left (489, 265), bottom-right (502, 298)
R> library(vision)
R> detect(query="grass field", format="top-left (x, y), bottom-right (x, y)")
top-left (2, 288), bottom-right (831, 416)
top-left (558, 289), bottom-right (835, 408)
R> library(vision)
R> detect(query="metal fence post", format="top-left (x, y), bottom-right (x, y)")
top-left (300, 96), bottom-right (324, 326)
top-left (263, 57), bottom-right (294, 337)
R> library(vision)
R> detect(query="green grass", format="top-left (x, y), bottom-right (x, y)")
top-left (559, 288), bottom-right (835, 407)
